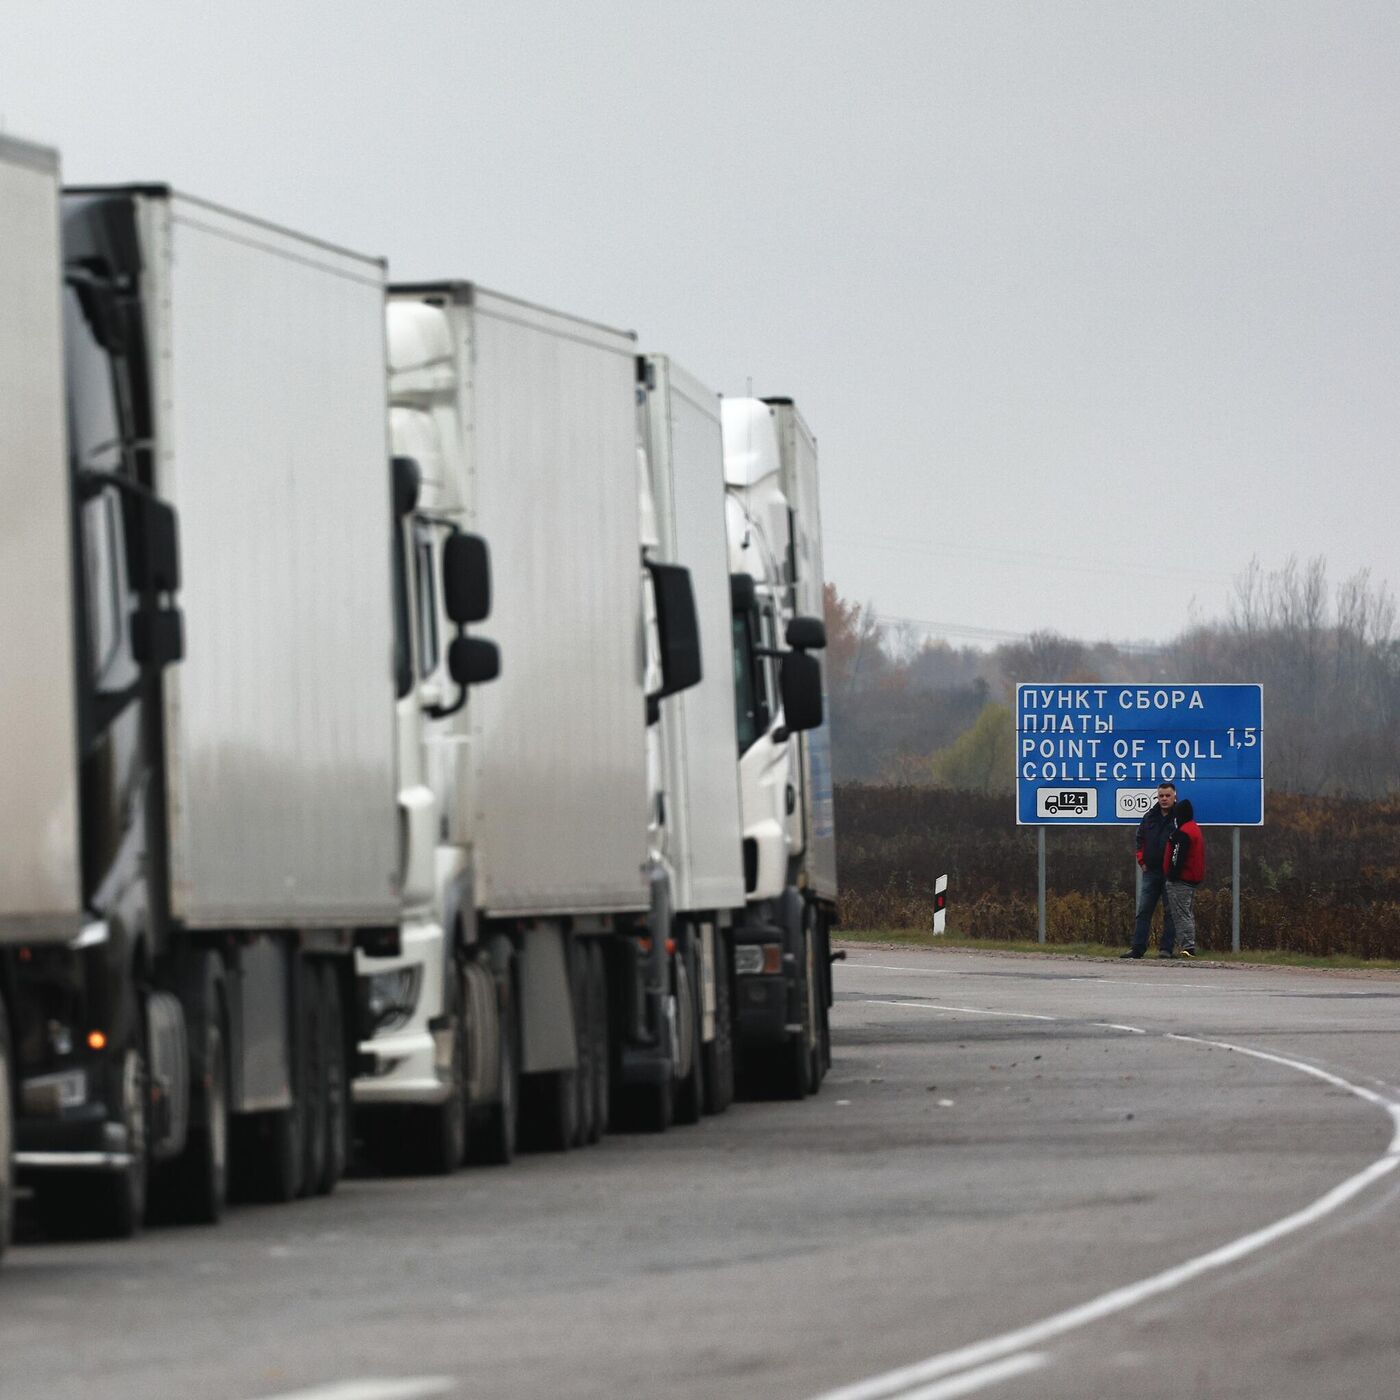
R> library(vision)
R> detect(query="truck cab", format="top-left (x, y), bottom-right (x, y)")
top-left (722, 397), bottom-right (835, 1099)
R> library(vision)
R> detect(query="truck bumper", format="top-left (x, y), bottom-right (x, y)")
top-left (15, 1112), bottom-right (132, 1176)
top-left (353, 918), bottom-right (452, 1108)
top-left (620, 1042), bottom-right (671, 1087)
top-left (733, 973), bottom-right (793, 1044)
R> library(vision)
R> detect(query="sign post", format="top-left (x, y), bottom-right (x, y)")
top-left (1016, 684), bottom-right (1263, 949)
top-left (1232, 826), bottom-right (1242, 953)
top-left (1037, 827), bottom-right (1046, 944)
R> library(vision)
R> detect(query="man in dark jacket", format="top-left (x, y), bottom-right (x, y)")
top-left (1124, 782), bottom-right (1178, 958)
top-left (1164, 798), bottom-right (1205, 957)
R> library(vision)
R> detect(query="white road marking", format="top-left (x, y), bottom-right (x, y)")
top-left (863, 999), bottom-right (1058, 1022)
top-left (847, 962), bottom-right (1339, 996)
top-left (897, 1351), bottom-right (1047, 1400)
top-left (814, 1016), bottom-right (1400, 1400)
top-left (249, 1379), bottom-right (455, 1400)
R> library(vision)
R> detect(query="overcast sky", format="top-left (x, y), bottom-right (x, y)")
top-left (5, 1), bottom-right (1397, 646)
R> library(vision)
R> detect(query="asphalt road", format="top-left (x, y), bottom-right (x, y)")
top-left (3, 946), bottom-right (1399, 1400)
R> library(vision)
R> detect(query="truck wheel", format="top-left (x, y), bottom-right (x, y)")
top-left (588, 942), bottom-right (609, 1141)
top-left (249, 992), bottom-right (307, 1203)
top-left (315, 963), bottom-right (349, 1194)
top-left (154, 986), bottom-right (229, 1225)
top-left (523, 1066), bottom-right (577, 1152)
top-left (408, 972), bottom-right (468, 1175)
top-left (815, 910), bottom-right (833, 1077)
top-left (570, 942), bottom-right (594, 1148)
top-left (631, 1075), bottom-right (673, 1133)
top-left (674, 944), bottom-right (704, 1126)
top-left (804, 918), bottom-right (823, 1096)
top-left (777, 930), bottom-right (814, 1102)
top-left (0, 999), bottom-right (14, 1259)
top-left (471, 976), bottom-right (518, 1165)
top-left (299, 967), bottom-right (327, 1197)
top-left (702, 937), bottom-right (734, 1116)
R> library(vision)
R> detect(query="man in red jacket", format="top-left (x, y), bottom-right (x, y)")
top-left (1164, 798), bottom-right (1205, 957)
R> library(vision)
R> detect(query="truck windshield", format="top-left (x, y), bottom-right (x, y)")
top-left (64, 287), bottom-right (137, 700)
top-left (732, 612), bottom-right (765, 753)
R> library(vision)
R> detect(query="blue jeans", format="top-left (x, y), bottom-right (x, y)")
top-left (1133, 869), bottom-right (1177, 955)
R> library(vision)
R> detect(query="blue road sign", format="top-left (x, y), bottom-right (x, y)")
top-left (1015, 683), bottom-right (1263, 826)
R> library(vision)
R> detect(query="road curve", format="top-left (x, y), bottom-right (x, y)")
top-left (1, 946), bottom-right (1398, 1400)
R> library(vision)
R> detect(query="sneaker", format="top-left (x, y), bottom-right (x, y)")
top-left (1157, 951), bottom-right (1176, 959)
top-left (1119, 951), bottom-right (1143, 959)
top-left (1180, 947), bottom-right (1195, 958)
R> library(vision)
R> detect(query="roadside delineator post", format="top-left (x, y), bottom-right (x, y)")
top-left (932, 874), bottom-right (948, 935)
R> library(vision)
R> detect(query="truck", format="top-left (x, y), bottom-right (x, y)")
top-left (0, 162), bottom-right (405, 1238)
top-left (637, 355), bottom-right (748, 1119)
top-left (354, 283), bottom-right (706, 1166)
top-left (0, 135), bottom-right (71, 1259)
top-left (721, 397), bottom-right (837, 1098)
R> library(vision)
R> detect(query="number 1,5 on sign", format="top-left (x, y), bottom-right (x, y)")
top-left (1227, 728), bottom-right (1259, 749)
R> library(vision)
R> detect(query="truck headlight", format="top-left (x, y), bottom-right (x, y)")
top-left (22, 1068), bottom-right (88, 1116)
top-left (734, 944), bottom-right (782, 976)
top-left (362, 966), bottom-right (423, 1035)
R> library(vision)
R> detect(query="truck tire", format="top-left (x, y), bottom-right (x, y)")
top-left (702, 937), bottom-right (735, 1116)
top-left (0, 998), bottom-right (14, 1260)
top-left (674, 944), bottom-right (704, 1126)
top-left (776, 930), bottom-right (814, 1102)
top-left (815, 909), bottom-right (833, 1077)
top-left (243, 982), bottom-right (307, 1203)
top-left (315, 962), bottom-right (349, 1194)
top-left (523, 1066), bottom-right (578, 1152)
top-left (804, 917), bottom-right (823, 1096)
top-left (570, 942), bottom-right (594, 1149)
top-left (153, 973), bottom-right (229, 1225)
top-left (407, 970), bottom-right (468, 1175)
top-left (630, 1074), bottom-right (673, 1133)
top-left (470, 975), bottom-right (518, 1166)
top-left (298, 967), bottom-right (327, 1197)
top-left (588, 942), bottom-right (609, 1141)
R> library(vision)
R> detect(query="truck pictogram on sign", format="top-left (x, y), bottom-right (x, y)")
top-left (1037, 788), bottom-right (1097, 818)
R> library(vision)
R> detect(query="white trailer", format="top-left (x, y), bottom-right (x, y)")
top-left (768, 400), bottom-right (838, 903)
top-left (358, 283), bottom-right (682, 1163)
top-left (640, 355), bottom-right (747, 1115)
top-left (2, 181), bottom-right (400, 1237)
top-left (0, 135), bottom-right (74, 1261)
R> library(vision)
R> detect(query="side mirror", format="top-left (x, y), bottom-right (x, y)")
top-left (730, 572), bottom-right (757, 613)
top-left (448, 635), bottom-right (500, 688)
top-left (131, 607), bottom-right (184, 669)
top-left (785, 615), bottom-right (826, 651)
top-left (121, 495), bottom-right (181, 594)
top-left (648, 561), bottom-right (702, 698)
top-left (779, 650), bottom-right (823, 733)
top-left (392, 456), bottom-right (421, 518)
top-left (443, 532), bottom-right (491, 625)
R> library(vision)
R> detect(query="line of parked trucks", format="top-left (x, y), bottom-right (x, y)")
top-left (0, 136), bottom-right (838, 1254)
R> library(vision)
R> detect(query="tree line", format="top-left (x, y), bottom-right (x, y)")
top-left (823, 556), bottom-right (1400, 798)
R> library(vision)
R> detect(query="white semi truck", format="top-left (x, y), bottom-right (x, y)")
top-left (354, 284), bottom-right (707, 1164)
top-left (0, 155), bottom-right (412, 1237)
top-left (722, 397), bottom-right (837, 1098)
top-left (638, 355), bottom-right (748, 1119)
top-left (0, 136), bottom-right (72, 1258)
